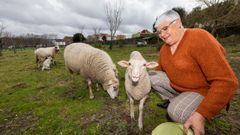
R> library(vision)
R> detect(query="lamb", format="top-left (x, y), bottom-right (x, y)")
top-left (34, 44), bottom-right (60, 68)
top-left (42, 56), bottom-right (53, 71)
top-left (64, 43), bottom-right (119, 99)
top-left (118, 51), bottom-right (158, 131)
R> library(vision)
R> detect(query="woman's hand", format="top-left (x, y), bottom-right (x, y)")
top-left (184, 112), bottom-right (205, 135)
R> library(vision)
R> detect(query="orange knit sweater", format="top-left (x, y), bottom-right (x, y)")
top-left (156, 28), bottom-right (238, 120)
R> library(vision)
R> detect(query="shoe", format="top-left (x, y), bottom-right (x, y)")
top-left (157, 100), bottom-right (170, 109)
top-left (165, 113), bottom-right (173, 122)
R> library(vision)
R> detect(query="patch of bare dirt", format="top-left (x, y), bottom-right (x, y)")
top-left (79, 99), bottom-right (155, 135)
top-left (11, 83), bottom-right (28, 89)
top-left (61, 85), bottom-right (87, 100)
top-left (6, 83), bottom-right (28, 95)
top-left (0, 109), bottom-right (38, 134)
top-left (204, 88), bottom-right (240, 135)
top-left (35, 86), bottom-right (46, 90)
top-left (57, 79), bottom-right (73, 87)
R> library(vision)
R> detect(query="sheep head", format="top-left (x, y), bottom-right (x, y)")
top-left (118, 58), bottom-right (158, 83)
top-left (55, 44), bottom-right (60, 52)
top-left (102, 79), bottom-right (119, 99)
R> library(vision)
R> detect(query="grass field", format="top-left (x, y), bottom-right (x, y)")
top-left (0, 44), bottom-right (239, 135)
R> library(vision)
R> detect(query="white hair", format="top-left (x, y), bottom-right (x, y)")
top-left (154, 10), bottom-right (181, 28)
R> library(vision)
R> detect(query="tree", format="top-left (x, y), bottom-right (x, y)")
top-left (185, 6), bottom-right (204, 28)
top-left (152, 17), bottom-right (161, 45)
top-left (0, 22), bottom-right (7, 56)
top-left (4, 32), bottom-right (17, 53)
top-left (196, 0), bottom-right (225, 7)
top-left (152, 17), bottom-right (158, 33)
top-left (78, 25), bottom-right (85, 34)
top-left (194, 0), bottom-right (239, 36)
top-left (73, 33), bottom-right (86, 43)
top-left (92, 26), bottom-right (102, 41)
top-left (172, 7), bottom-right (187, 26)
top-left (104, 0), bottom-right (124, 50)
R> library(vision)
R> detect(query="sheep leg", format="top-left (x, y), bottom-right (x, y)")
top-left (96, 83), bottom-right (99, 91)
top-left (36, 56), bottom-right (40, 68)
top-left (38, 57), bottom-right (45, 69)
top-left (52, 60), bottom-right (56, 65)
top-left (38, 61), bottom-right (42, 69)
top-left (87, 79), bottom-right (94, 99)
top-left (129, 96), bottom-right (135, 120)
top-left (138, 95), bottom-right (148, 131)
top-left (36, 57), bottom-right (41, 68)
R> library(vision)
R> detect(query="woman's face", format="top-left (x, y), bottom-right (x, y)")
top-left (156, 19), bottom-right (182, 46)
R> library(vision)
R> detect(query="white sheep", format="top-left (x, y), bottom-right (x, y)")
top-left (118, 51), bottom-right (158, 131)
top-left (34, 44), bottom-right (60, 68)
top-left (64, 43), bottom-right (119, 99)
top-left (42, 56), bottom-right (53, 71)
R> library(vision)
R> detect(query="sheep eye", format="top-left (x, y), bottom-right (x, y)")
top-left (143, 63), bottom-right (146, 66)
top-left (128, 62), bottom-right (131, 65)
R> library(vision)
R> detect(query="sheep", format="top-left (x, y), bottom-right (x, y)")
top-left (42, 56), bottom-right (53, 71)
top-left (64, 43), bottom-right (119, 99)
top-left (118, 51), bottom-right (158, 131)
top-left (34, 44), bottom-right (60, 68)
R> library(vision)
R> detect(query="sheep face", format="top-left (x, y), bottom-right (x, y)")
top-left (55, 45), bottom-right (60, 52)
top-left (47, 56), bottom-right (53, 64)
top-left (103, 79), bottom-right (119, 99)
top-left (118, 60), bottom-right (159, 82)
top-left (47, 56), bottom-right (53, 60)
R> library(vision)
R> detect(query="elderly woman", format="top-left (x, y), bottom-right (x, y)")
top-left (150, 10), bottom-right (238, 135)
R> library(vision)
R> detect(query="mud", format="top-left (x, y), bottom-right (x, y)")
top-left (0, 110), bottom-right (38, 135)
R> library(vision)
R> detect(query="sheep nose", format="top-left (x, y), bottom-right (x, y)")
top-left (113, 86), bottom-right (118, 91)
top-left (132, 70), bottom-right (139, 77)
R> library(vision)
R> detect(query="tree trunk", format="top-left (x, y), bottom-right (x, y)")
top-left (109, 39), bottom-right (113, 50)
top-left (0, 47), bottom-right (2, 56)
top-left (109, 34), bottom-right (113, 50)
top-left (13, 45), bottom-right (16, 54)
top-left (0, 39), bottom-right (2, 56)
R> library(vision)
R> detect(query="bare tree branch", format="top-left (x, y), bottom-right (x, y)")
top-left (92, 26), bottom-right (102, 41)
top-left (193, 0), bottom-right (238, 36)
top-left (78, 25), bottom-right (85, 34)
top-left (0, 22), bottom-right (7, 38)
top-left (0, 22), bottom-right (7, 56)
top-left (234, 0), bottom-right (239, 5)
top-left (105, 0), bottom-right (124, 50)
top-left (196, 0), bottom-right (227, 7)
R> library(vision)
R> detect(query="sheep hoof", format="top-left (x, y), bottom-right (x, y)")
top-left (138, 123), bottom-right (143, 131)
top-left (89, 95), bottom-right (94, 99)
top-left (130, 116), bottom-right (136, 121)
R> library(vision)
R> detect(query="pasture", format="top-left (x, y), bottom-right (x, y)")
top-left (0, 44), bottom-right (239, 135)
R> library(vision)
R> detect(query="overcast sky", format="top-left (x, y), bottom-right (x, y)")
top-left (0, 0), bottom-right (200, 38)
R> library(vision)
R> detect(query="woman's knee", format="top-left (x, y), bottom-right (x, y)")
top-left (149, 71), bottom-right (169, 88)
top-left (167, 92), bottom-right (204, 123)
top-left (167, 102), bottom-right (190, 123)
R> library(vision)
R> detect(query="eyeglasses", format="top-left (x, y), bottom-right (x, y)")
top-left (156, 20), bottom-right (176, 35)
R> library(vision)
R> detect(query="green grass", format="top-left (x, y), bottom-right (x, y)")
top-left (0, 45), bottom-right (239, 135)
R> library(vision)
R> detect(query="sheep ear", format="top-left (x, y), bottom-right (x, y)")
top-left (146, 62), bottom-right (158, 69)
top-left (117, 60), bottom-right (129, 68)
